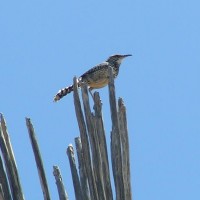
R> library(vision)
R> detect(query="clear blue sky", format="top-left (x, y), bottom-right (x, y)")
top-left (1, 0), bottom-right (200, 199)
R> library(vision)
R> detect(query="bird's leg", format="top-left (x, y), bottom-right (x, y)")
top-left (89, 87), bottom-right (94, 101)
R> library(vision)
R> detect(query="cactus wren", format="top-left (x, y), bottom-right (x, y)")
top-left (53, 54), bottom-right (132, 102)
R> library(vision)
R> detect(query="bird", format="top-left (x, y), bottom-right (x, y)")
top-left (53, 54), bottom-right (132, 102)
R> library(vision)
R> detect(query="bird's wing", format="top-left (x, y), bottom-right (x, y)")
top-left (78, 62), bottom-right (109, 85)
top-left (80, 62), bottom-right (109, 78)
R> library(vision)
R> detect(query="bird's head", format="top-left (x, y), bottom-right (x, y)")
top-left (106, 54), bottom-right (132, 65)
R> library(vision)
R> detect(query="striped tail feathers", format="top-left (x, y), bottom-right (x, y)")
top-left (53, 85), bottom-right (73, 102)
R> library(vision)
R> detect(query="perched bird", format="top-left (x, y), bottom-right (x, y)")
top-left (53, 54), bottom-right (132, 102)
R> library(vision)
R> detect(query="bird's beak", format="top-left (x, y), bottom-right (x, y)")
top-left (123, 54), bottom-right (132, 58)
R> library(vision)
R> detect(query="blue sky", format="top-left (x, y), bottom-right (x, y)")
top-left (0, 0), bottom-right (200, 199)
